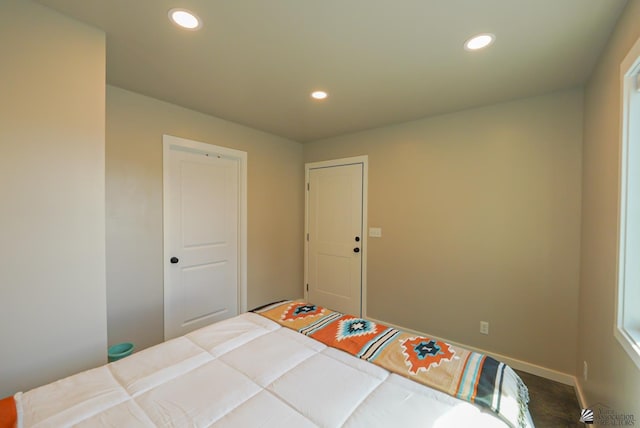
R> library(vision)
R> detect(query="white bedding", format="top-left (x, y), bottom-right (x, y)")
top-left (18, 312), bottom-right (529, 427)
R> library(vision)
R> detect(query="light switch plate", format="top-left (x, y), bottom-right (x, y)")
top-left (480, 321), bottom-right (489, 335)
top-left (369, 227), bottom-right (382, 238)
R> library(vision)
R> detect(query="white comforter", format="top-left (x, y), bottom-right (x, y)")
top-left (18, 312), bottom-right (520, 427)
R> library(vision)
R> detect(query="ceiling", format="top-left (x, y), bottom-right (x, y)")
top-left (37, 0), bottom-right (627, 142)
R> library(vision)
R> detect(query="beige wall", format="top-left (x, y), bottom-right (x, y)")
top-left (4, 0), bottom-right (636, 408)
top-left (0, 0), bottom-right (107, 396)
top-left (106, 86), bottom-right (304, 351)
top-left (305, 89), bottom-right (583, 374)
top-left (578, 0), bottom-right (640, 417)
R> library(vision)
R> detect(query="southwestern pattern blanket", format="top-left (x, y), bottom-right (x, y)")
top-left (254, 300), bottom-right (531, 428)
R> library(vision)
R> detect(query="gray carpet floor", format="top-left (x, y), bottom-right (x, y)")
top-left (516, 370), bottom-right (582, 427)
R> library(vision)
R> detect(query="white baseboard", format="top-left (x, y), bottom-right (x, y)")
top-left (574, 378), bottom-right (588, 409)
top-left (365, 316), bottom-right (576, 386)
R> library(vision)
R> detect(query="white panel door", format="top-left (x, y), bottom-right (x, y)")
top-left (307, 163), bottom-right (363, 315)
top-left (165, 145), bottom-right (239, 339)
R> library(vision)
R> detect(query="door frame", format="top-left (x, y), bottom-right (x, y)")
top-left (162, 134), bottom-right (247, 340)
top-left (304, 155), bottom-right (368, 317)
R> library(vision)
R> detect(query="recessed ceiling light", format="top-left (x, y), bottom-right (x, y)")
top-left (464, 33), bottom-right (495, 51)
top-left (168, 8), bottom-right (201, 30)
top-left (311, 91), bottom-right (328, 100)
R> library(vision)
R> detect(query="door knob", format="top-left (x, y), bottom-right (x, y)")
top-left (353, 248), bottom-right (360, 253)
top-left (170, 257), bottom-right (179, 264)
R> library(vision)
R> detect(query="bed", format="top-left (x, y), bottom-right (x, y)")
top-left (2, 300), bottom-right (534, 427)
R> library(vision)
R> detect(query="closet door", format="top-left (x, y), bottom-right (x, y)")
top-left (163, 135), bottom-right (246, 339)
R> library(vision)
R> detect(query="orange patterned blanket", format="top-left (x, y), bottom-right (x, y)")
top-left (254, 300), bottom-right (530, 428)
top-left (0, 396), bottom-right (17, 428)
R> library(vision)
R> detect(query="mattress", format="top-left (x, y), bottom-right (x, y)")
top-left (11, 311), bottom-right (534, 427)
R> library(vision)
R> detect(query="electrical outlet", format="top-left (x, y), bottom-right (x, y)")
top-left (480, 321), bottom-right (489, 335)
top-left (583, 361), bottom-right (588, 381)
